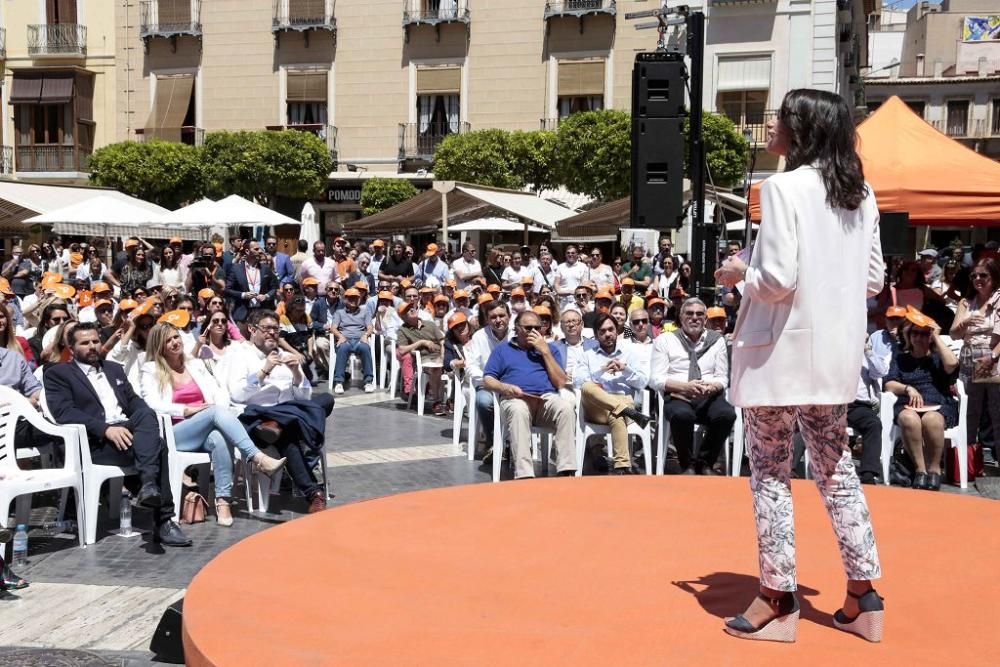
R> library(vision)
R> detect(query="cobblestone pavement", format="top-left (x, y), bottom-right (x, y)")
top-left (0, 388), bottom-right (992, 665)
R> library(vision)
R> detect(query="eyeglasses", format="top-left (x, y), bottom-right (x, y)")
top-left (590, 253), bottom-right (601, 258)
top-left (49, 316), bottom-right (70, 324)
top-left (574, 292), bottom-right (589, 299)
top-left (519, 325), bottom-right (542, 332)
top-left (255, 325), bottom-right (280, 334)
top-left (683, 311), bottom-right (707, 318)
top-left (631, 318), bottom-right (649, 325)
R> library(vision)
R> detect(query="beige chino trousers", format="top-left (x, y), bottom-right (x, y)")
top-left (499, 393), bottom-right (578, 478)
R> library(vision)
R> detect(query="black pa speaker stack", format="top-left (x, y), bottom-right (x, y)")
top-left (630, 52), bottom-right (686, 230)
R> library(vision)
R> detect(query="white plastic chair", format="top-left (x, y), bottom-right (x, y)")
top-left (158, 415), bottom-right (212, 523)
top-left (38, 389), bottom-right (135, 545)
top-left (386, 338), bottom-right (401, 396)
top-left (490, 392), bottom-right (557, 482)
top-left (0, 388), bottom-right (85, 549)
top-left (884, 380), bottom-right (970, 489)
top-left (328, 333), bottom-right (361, 391)
top-left (458, 375), bottom-right (480, 460)
top-left (408, 352), bottom-right (448, 416)
top-left (657, 392), bottom-right (743, 476)
top-left (250, 438), bottom-right (332, 513)
top-left (575, 388), bottom-right (653, 475)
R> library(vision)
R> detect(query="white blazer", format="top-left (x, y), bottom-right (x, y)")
top-left (730, 166), bottom-right (884, 407)
top-left (139, 358), bottom-right (231, 417)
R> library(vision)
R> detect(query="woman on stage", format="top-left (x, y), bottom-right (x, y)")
top-left (715, 89), bottom-right (885, 644)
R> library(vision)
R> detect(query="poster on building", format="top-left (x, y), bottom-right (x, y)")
top-left (963, 16), bottom-right (1000, 42)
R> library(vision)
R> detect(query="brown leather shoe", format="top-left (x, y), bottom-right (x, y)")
top-left (253, 420), bottom-right (283, 445)
top-left (307, 491), bottom-right (327, 514)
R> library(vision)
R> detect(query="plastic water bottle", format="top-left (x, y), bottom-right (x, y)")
top-left (12, 525), bottom-right (28, 567)
top-left (119, 491), bottom-right (133, 536)
top-left (42, 519), bottom-right (77, 536)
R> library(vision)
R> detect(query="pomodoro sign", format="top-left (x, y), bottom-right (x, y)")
top-left (326, 186), bottom-right (362, 204)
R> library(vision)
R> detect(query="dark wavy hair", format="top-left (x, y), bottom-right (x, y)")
top-left (778, 89), bottom-right (867, 211)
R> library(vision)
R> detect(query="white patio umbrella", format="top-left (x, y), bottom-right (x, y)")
top-left (212, 195), bottom-right (302, 227)
top-left (159, 198), bottom-right (219, 227)
top-left (449, 217), bottom-right (548, 234)
top-left (22, 195), bottom-right (191, 239)
top-left (301, 202), bottom-right (319, 247)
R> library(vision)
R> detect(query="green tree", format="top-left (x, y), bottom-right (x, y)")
top-left (508, 130), bottom-right (559, 193)
top-left (688, 112), bottom-right (750, 189)
top-left (432, 129), bottom-right (521, 189)
top-left (201, 130), bottom-right (332, 207)
top-left (88, 140), bottom-right (204, 209)
top-left (554, 109), bottom-right (631, 201)
top-left (360, 177), bottom-right (420, 217)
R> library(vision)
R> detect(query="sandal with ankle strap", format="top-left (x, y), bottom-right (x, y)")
top-left (833, 588), bottom-right (884, 642)
top-left (724, 592), bottom-right (800, 643)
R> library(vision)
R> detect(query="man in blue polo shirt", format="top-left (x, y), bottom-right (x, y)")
top-left (483, 310), bottom-right (578, 478)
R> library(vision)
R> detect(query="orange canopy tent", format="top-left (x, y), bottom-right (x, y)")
top-left (749, 95), bottom-right (1000, 226)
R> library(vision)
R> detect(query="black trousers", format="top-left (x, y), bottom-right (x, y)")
top-left (258, 394), bottom-right (334, 498)
top-left (846, 400), bottom-right (884, 478)
top-left (89, 407), bottom-right (174, 522)
top-left (663, 392), bottom-right (737, 469)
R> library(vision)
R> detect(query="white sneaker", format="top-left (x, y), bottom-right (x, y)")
top-left (334, 384), bottom-right (345, 395)
top-left (364, 383), bottom-right (375, 394)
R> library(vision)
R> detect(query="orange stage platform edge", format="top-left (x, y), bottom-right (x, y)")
top-left (182, 477), bottom-right (998, 666)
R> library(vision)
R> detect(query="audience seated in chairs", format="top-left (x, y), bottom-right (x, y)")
top-left (222, 309), bottom-right (334, 514)
top-left (43, 321), bottom-right (192, 546)
top-left (466, 300), bottom-right (511, 453)
top-left (107, 299), bottom-right (159, 386)
top-left (329, 288), bottom-right (376, 394)
top-left (483, 310), bottom-right (578, 478)
top-left (883, 309), bottom-right (959, 491)
top-left (574, 313), bottom-right (651, 474)
top-left (140, 322), bottom-right (286, 527)
top-left (651, 297), bottom-right (736, 475)
top-left (395, 300), bottom-right (445, 414)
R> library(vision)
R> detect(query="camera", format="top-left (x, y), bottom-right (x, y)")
top-left (189, 257), bottom-right (211, 271)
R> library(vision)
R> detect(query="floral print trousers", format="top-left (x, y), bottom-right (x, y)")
top-left (743, 404), bottom-right (882, 592)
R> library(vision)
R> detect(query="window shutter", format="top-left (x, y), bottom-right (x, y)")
top-left (416, 67), bottom-right (461, 94)
top-left (286, 71), bottom-right (328, 102)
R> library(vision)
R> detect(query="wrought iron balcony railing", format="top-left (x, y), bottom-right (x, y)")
top-left (399, 121), bottom-right (470, 161)
top-left (0, 29), bottom-right (7, 59)
top-left (544, 0), bottom-right (616, 18)
top-left (140, 0), bottom-right (202, 40)
top-left (0, 146), bottom-right (12, 176)
top-left (403, 0), bottom-right (470, 26)
top-left (27, 24), bottom-right (87, 57)
top-left (16, 145), bottom-right (91, 173)
top-left (932, 118), bottom-right (987, 139)
top-left (273, 0), bottom-right (337, 33)
top-left (265, 124), bottom-right (338, 162)
top-left (135, 127), bottom-right (206, 146)
top-left (723, 109), bottom-right (778, 145)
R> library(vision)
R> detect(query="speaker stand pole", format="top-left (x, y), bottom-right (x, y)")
top-left (686, 11), bottom-right (713, 304)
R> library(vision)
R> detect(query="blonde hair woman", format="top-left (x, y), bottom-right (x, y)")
top-left (140, 322), bottom-right (285, 526)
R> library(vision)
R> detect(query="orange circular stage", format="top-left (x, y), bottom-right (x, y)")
top-left (183, 477), bottom-right (999, 666)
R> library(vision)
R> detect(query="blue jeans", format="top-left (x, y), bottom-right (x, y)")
top-left (475, 388), bottom-right (495, 444)
top-left (172, 406), bottom-right (262, 498)
top-left (333, 339), bottom-right (374, 384)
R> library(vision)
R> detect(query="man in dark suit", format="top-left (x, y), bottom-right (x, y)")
top-left (43, 322), bottom-right (191, 547)
top-left (225, 240), bottom-right (277, 330)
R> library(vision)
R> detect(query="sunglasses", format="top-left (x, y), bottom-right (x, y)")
top-left (519, 325), bottom-right (542, 332)
top-left (631, 318), bottom-right (649, 324)
top-left (49, 316), bottom-right (70, 324)
top-left (209, 299), bottom-right (223, 306)
top-left (210, 318), bottom-right (227, 325)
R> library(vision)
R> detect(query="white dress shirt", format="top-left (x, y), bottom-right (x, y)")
top-left (222, 342), bottom-right (312, 407)
top-left (574, 342), bottom-right (649, 394)
top-left (650, 330), bottom-right (729, 393)
top-left (466, 325), bottom-right (509, 389)
top-left (76, 361), bottom-right (127, 424)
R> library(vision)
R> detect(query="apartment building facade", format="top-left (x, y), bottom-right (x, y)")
top-left (2, 0), bottom-right (116, 182)
top-left (864, 0), bottom-right (1000, 160)
top-left (109, 1), bottom-right (867, 235)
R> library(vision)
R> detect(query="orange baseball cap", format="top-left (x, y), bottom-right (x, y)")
top-left (302, 277), bottom-right (319, 287)
top-left (885, 306), bottom-right (906, 318)
top-left (419, 286), bottom-right (435, 294)
top-left (647, 298), bottom-right (666, 309)
top-left (448, 312), bottom-right (468, 329)
top-left (621, 277), bottom-right (635, 286)
top-left (69, 252), bottom-right (84, 267)
top-left (118, 298), bottom-right (139, 311)
top-left (521, 276), bottom-right (534, 285)
top-left (579, 281), bottom-right (596, 292)
top-left (52, 283), bottom-right (76, 300)
top-left (706, 306), bottom-right (727, 320)
top-left (353, 280), bottom-right (369, 291)
top-left (42, 271), bottom-right (62, 282)
top-left (433, 294), bottom-right (449, 304)
top-left (169, 236), bottom-right (183, 244)
top-left (91, 281), bottom-right (111, 294)
top-left (532, 305), bottom-right (552, 318)
top-left (454, 290), bottom-right (469, 300)
top-left (94, 299), bottom-right (114, 310)
top-left (377, 290), bottom-right (393, 301)
top-left (477, 293), bottom-right (494, 306)
top-left (0, 278), bottom-right (11, 296)
top-left (159, 309), bottom-right (190, 328)
top-left (198, 288), bottom-right (216, 300)
top-left (444, 279), bottom-right (456, 288)
top-left (905, 306), bottom-right (936, 329)
top-left (425, 242), bottom-right (439, 257)
top-left (131, 299), bottom-right (156, 320)
top-left (397, 301), bottom-right (417, 316)
top-left (511, 288), bottom-right (526, 298)
top-left (400, 278), bottom-right (412, 289)
top-left (344, 288), bottom-right (361, 298)
top-left (124, 239), bottom-right (139, 249)
top-left (595, 289), bottom-right (614, 301)
top-left (486, 284), bottom-right (501, 294)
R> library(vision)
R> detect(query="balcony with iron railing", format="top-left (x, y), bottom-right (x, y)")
top-left (0, 146), bottom-right (12, 176)
top-left (403, 0), bottom-right (470, 39)
top-left (0, 28), bottom-right (6, 59)
top-left (399, 121), bottom-right (470, 162)
top-left (273, 0), bottom-right (337, 45)
top-left (27, 24), bottom-right (87, 57)
top-left (135, 127), bottom-right (206, 146)
top-left (139, 0), bottom-right (202, 45)
top-left (15, 145), bottom-right (91, 173)
top-left (265, 124), bottom-right (338, 162)
top-left (544, 0), bottom-right (616, 18)
top-left (724, 109), bottom-right (778, 145)
top-left (931, 118), bottom-right (988, 139)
